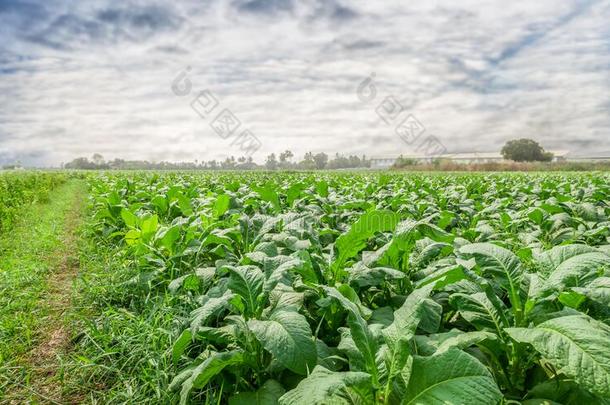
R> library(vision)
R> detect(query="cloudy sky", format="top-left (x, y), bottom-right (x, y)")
top-left (0, 0), bottom-right (609, 166)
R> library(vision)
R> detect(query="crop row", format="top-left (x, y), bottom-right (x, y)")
top-left (85, 172), bottom-right (610, 404)
top-left (0, 171), bottom-right (67, 232)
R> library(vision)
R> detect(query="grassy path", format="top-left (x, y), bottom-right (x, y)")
top-left (0, 180), bottom-right (87, 404)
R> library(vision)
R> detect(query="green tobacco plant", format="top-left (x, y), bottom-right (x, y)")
top-left (75, 172), bottom-right (610, 404)
top-left (0, 171), bottom-right (67, 231)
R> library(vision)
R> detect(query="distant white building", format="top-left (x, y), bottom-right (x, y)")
top-left (370, 156), bottom-right (402, 169)
top-left (369, 150), bottom-right (570, 169)
top-left (567, 154), bottom-right (610, 162)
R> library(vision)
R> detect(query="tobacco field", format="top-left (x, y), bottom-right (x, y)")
top-left (1, 171), bottom-right (609, 404)
top-left (79, 172), bottom-right (610, 404)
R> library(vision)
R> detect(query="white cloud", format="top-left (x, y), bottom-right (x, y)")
top-left (0, 0), bottom-right (608, 166)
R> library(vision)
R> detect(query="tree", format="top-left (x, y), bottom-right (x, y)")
top-left (298, 152), bottom-right (316, 170)
top-left (279, 150), bottom-right (293, 163)
top-left (236, 155), bottom-right (258, 170)
top-left (92, 153), bottom-right (105, 166)
top-left (279, 150), bottom-right (294, 169)
top-left (65, 157), bottom-right (95, 169)
top-left (501, 139), bottom-right (554, 162)
top-left (265, 153), bottom-right (278, 170)
top-left (2, 162), bottom-right (23, 170)
top-left (327, 153), bottom-right (350, 169)
top-left (313, 152), bottom-right (328, 170)
top-left (221, 156), bottom-right (236, 169)
top-left (392, 155), bottom-right (419, 168)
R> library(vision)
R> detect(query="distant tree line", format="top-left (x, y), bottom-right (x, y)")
top-left (1, 163), bottom-right (23, 170)
top-left (63, 151), bottom-right (371, 170)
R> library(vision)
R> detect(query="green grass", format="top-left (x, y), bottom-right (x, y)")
top-left (0, 179), bottom-right (86, 401)
top-left (60, 222), bottom-right (189, 404)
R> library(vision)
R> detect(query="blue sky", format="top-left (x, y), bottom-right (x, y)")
top-left (0, 0), bottom-right (609, 166)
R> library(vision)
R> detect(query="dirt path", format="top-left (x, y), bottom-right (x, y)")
top-left (1, 181), bottom-right (87, 404)
top-left (26, 185), bottom-right (86, 404)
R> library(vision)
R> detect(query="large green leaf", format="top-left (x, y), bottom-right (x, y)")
top-left (413, 330), bottom-right (496, 356)
top-left (323, 286), bottom-right (378, 380)
top-left (120, 208), bottom-right (138, 227)
top-left (506, 315), bottom-right (610, 397)
top-left (379, 284), bottom-right (438, 392)
top-left (369, 217), bottom-right (452, 270)
top-left (459, 243), bottom-right (524, 322)
top-left (248, 310), bottom-right (317, 375)
top-left (402, 349), bottom-right (502, 405)
top-left (450, 292), bottom-right (510, 335)
top-left (383, 284), bottom-right (435, 347)
top-left (213, 194), bottom-right (231, 218)
top-left (278, 366), bottom-right (371, 405)
top-left (229, 380), bottom-right (285, 405)
top-left (177, 350), bottom-right (244, 405)
top-left (414, 264), bottom-right (466, 289)
top-left (545, 253), bottom-right (610, 291)
top-left (226, 265), bottom-right (265, 316)
top-left (418, 298), bottom-right (442, 334)
top-left (572, 277), bottom-right (610, 306)
top-left (252, 183), bottom-right (281, 212)
top-left (334, 210), bottom-right (400, 266)
top-left (172, 329), bottom-right (192, 365)
top-left (346, 263), bottom-right (405, 288)
top-left (190, 291), bottom-right (235, 334)
top-left (263, 258), bottom-right (303, 293)
top-left (525, 379), bottom-right (608, 405)
top-left (534, 245), bottom-right (600, 274)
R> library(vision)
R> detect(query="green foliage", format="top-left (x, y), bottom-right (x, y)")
top-left (0, 171), bottom-right (66, 231)
top-left (501, 138), bottom-right (554, 162)
top-left (248, 310), bottom-right (317, 375)
top-left (391, 155), bottom-right (420, 168)
top-left (0, 180), bottom-right (85, 400)
top-left (231, 379), bottom-right (285, 404)
top-left (506, 315), bottom-right (610, 398)
top-left (403, 349), bottom-right (503, 404)
top-left (74, 171), bottom-right (610, 404)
